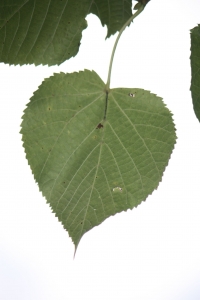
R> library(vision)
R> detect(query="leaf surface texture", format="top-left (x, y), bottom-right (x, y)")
top-left (191, 24), bottom-right (200, 122)
top-left (21, 70), bottom-right (176, 248)
top-left (89, 0), bottom-right (132, 37)
top-left (0, 0), bottom-right (132, 65)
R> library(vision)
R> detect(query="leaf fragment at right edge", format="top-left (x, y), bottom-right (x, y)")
top-left (190, 24), bottom-right (200, 122)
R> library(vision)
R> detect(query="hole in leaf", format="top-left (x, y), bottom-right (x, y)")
top-left (113, 187), bottom-right (123, 192)
top-left (128, 93), bottom-right (135, 97)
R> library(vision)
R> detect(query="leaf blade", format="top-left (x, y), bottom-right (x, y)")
top-left (0, 0), bottom-right (90, 66)
top-left (0, 0), bottom-right (133, 66)
top-left (190, 24), bottom-right (200, 122)
top-left (21, 70), bottom-right (176, 248)
top-left (90, 0), bottom-right (132, 38)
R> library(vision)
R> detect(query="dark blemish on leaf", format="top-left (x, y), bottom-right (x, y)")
top-left (48, 107), bottom-right (51, 110)
top-left (96, 123), bottom-right (103, 129)
top-left (81, 222), bottom-right (83, 224)
top-left (68, 22), bottom-right (71, 24)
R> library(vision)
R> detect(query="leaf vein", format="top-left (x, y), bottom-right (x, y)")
top-left (42, 0), bottom-right (68, 59)
top-left (24, 0), bottom-right (52, 60)
top-left (56, 144), bottom-right (99, 211)
top-left (14, 0), bottom-right (36, 60)
top-left (37, 93), bottom-right (103, 181)
top-left (100, 165), bottom-right (116, 213)
top-left (107, 121), bottom-right (145, 197)
top-left (111, 94), bottom-right (161, 177)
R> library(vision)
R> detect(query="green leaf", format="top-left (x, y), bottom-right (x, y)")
top-left (89, 0), bottom-right (132, 38)
top-left (134, 3), bottom-right (143, 10)
top-left (135, 0), bottom-right (151, 6)
top-left (21, 70), bottom-right (176, 249)
top-left (0, 0), bottom-right (89, 66)
top-left (0, 0), bottom-right (132, 66)
top-left (190, 24), bottom-right (200, 122)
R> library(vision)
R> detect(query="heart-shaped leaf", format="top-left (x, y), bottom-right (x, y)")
top-left (190, 24), bottom-right (200, 122)
top-left (21, 70), bottom-right (176, 249)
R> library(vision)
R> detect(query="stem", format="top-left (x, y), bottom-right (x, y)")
top-left (106, 6), bottom-right (145, 90)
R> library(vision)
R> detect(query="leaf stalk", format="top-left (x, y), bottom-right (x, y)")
top-left (106, 5), bottom-right (145, 90)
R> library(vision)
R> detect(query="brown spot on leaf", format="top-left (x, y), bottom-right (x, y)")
top-left (96, 123), bottom-right (103, 129)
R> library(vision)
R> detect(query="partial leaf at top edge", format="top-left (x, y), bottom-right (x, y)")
top-left (89, 0), bottom-right (132, 38)
top-left (0, 0), bottom-right (90, 66)
top-left (135, 0), bottom-right (151, 7)
top-left (190, 24), bottom-right (200, 122)
top-left (0, 0), bottom-right (132, 66)
top-left (21, 69), bottom-right (176, 250)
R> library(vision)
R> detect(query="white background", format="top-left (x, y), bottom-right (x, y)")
top-left (0, 0), bottom-right (200, 299)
